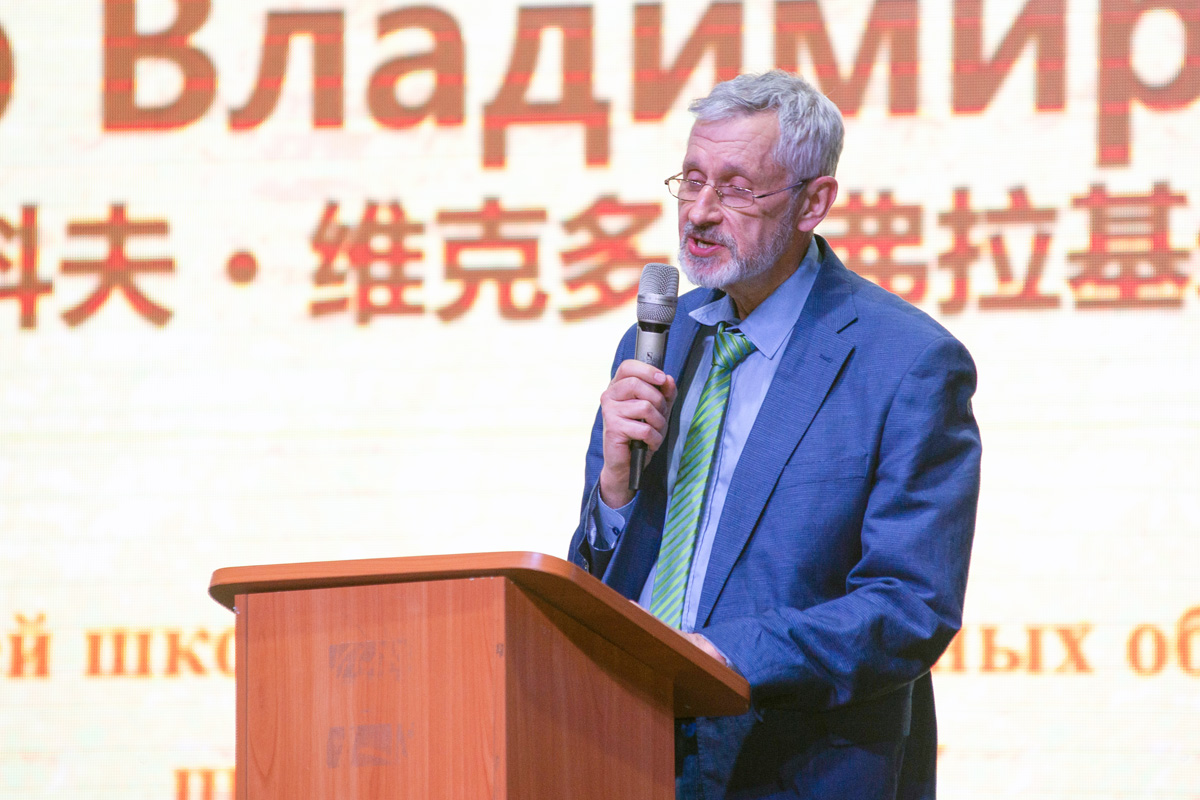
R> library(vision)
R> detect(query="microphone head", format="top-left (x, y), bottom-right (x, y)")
top-left (636, 263), bottom-right (679, 326)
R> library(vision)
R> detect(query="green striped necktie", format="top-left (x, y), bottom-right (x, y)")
top-left (648, 322), bottom-right (756, 628)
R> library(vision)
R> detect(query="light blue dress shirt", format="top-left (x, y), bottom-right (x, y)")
top-left (591, 238), bottom-right (821, 632)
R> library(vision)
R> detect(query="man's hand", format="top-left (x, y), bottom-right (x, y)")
top-left (625, 598), bottom-right (736, 671)
top-left (598, 360), bottom-right (677, 508)
top-left (681, 631), bottom-right (737, 672)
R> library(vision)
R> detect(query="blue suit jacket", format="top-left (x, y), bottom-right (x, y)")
top-left (568, 238), bottom-right (981, 799)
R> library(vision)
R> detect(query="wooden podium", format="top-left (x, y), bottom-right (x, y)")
top-left (209, 551), bottom-right (750, 800)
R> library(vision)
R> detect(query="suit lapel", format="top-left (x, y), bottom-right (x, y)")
top-left (663, 298), bottom-right (703, 386)
top-left (697, 248), bottom-right (859, 625)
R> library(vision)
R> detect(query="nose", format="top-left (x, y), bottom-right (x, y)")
top-left (686, 183), bottom-right (723, 227)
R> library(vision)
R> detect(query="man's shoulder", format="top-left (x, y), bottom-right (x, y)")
top-left (811, 239), bottom-right (964, 352)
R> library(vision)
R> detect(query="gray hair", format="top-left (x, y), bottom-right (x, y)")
top-left (689, 70), bottom-right (844, 181)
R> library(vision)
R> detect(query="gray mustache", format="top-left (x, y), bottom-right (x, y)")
top-left (681, 223), bottom-right (734, 249)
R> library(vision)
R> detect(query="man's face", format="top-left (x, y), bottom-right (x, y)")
top-left (677, 113), bottom-right (803, 294)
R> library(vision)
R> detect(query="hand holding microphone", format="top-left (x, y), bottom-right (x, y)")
top-left (597, 264), bottom-right (680, 507)
top-left (628, 264), bottom-right (679, 491)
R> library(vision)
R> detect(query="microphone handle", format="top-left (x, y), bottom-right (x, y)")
top-left (628, 322), bottom-right (670, 492)
top-left (629, 440), bottom-right (648, 493)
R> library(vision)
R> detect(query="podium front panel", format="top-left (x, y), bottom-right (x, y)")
top-left (235, 574), bottom-right (674, 799)
top-left (240, 578), bottom-right (506, 800)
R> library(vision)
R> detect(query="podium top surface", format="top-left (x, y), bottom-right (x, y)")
top-left (209, 550), bottom-right (750, 718)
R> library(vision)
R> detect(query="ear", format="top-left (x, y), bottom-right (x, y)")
top-left (794, 176), bottom-right (838, 233)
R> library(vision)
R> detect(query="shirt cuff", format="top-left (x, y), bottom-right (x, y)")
top-left (587, 488), bottom-right (636, 551)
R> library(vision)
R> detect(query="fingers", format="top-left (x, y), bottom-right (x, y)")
top-left (612, 359), bottom-right (674, 395)
top-left (610, 360), bottom-right (677, 415)
top-left (603, 394), bottom-right (669, 449)
top-left (680, 632), bottom-right (735, 670)
top-left (602, 361), bottom-right (675, 449)
top-left (597, 360), bottom-right (677, 507)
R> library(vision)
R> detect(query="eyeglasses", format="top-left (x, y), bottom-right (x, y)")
top-left (665, 174), bottom-right (814, 209)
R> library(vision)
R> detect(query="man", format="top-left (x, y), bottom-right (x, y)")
top-left (568, 70), bottom-right (981, 799)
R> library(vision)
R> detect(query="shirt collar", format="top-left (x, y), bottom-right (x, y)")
top-left (689, 237), bottom-right (820, 360)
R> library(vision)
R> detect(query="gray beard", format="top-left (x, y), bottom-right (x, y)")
top-left (678, 217), bottom-right (796, 291)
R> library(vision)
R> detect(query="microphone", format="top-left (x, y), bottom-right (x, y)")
top-left (629, 263), bottom-right (679, 492)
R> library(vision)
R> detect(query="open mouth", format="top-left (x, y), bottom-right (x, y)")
top-left (686, 231), bottom-right (727, 258)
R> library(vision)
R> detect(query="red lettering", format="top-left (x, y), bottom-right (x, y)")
top-left (1177, 606), bottom-right (1200, 676)
top-left (175, 767), bottom-right (235, 800)
top-left (1026, 626), bottom-right (1044, 673)
top-left (632, 3), bottom-right (742, 121)
top-left (230, 12), bottom-right (345, 130)
top-left (559, 195), bottom-right (668, 321)
top-left (980, 625), bottom-right (1022, 672)
top-left (483, 7), bottom-right (610, 168)
top-left (953, 0), bottom-right (1066, 113)
top-left (7, 613), bottom-right (50, 678)
top-left (1068, 181), bottom-right (1189, 308)
top-left (165, 629), bottom-right (209, 676)
top-left (933, 622), bottom-right (1098, 674)
top-left (1097, 0), bottom-right (1200, 165)
top-left (1054, 624), bottom-right (1093, 673)
top-left (369, 7), bottom-right (464, 129)
top-left (1128, 623), bottom-right (1168, 675)
top-left (775, 0), bottom-right (919, 116)
top-left (85, 629), bottom-right (153, 677)
top-left (309, 201), bottom-right (426, 323)
top-left (937, 187), bottom-right (1060, 314)
top-left (103, 0), bottom-right (216, 131)
top-left (823, 190), bottom-right (926, 303)
top-left (436, 198), bottom-right (548, 321)
top-left (60, 204), bottom-right (175, 327)
top-left (0, 23), bottom-right (12, 120)
top-left (214, 628), bottom-right (235, 677)
top-left (1, 206), bottom-right (52, 329)
top-left (310, 201), bottom-right (350, 317)
top-left (937, 189), bottom-right (980, 315)
top-left (82, 627), bottom-right (235, 677)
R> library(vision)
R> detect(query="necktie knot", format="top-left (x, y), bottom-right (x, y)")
top-left (713, 322), bottom-right (756, 372)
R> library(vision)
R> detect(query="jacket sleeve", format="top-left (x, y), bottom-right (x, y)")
top-left (566, 323), bottom-right (640, 578)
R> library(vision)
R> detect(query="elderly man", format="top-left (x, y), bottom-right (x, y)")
top-left (568, 71), bottom-right (981, 800)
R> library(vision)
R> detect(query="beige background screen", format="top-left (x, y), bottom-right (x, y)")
top-left (1, 1), bottom-right (1197, 797)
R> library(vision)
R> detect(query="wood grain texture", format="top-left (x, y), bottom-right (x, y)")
top-left (504, 581), bottom-right (673, 800)
top-left (240, 579), bottom-right (506, 800)
top-left (212, 551), bottom-right (749, 717)
top-left (235, 576), bottom-right (675, 799)
top-left (236, 595), bottom-right (248, 800)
